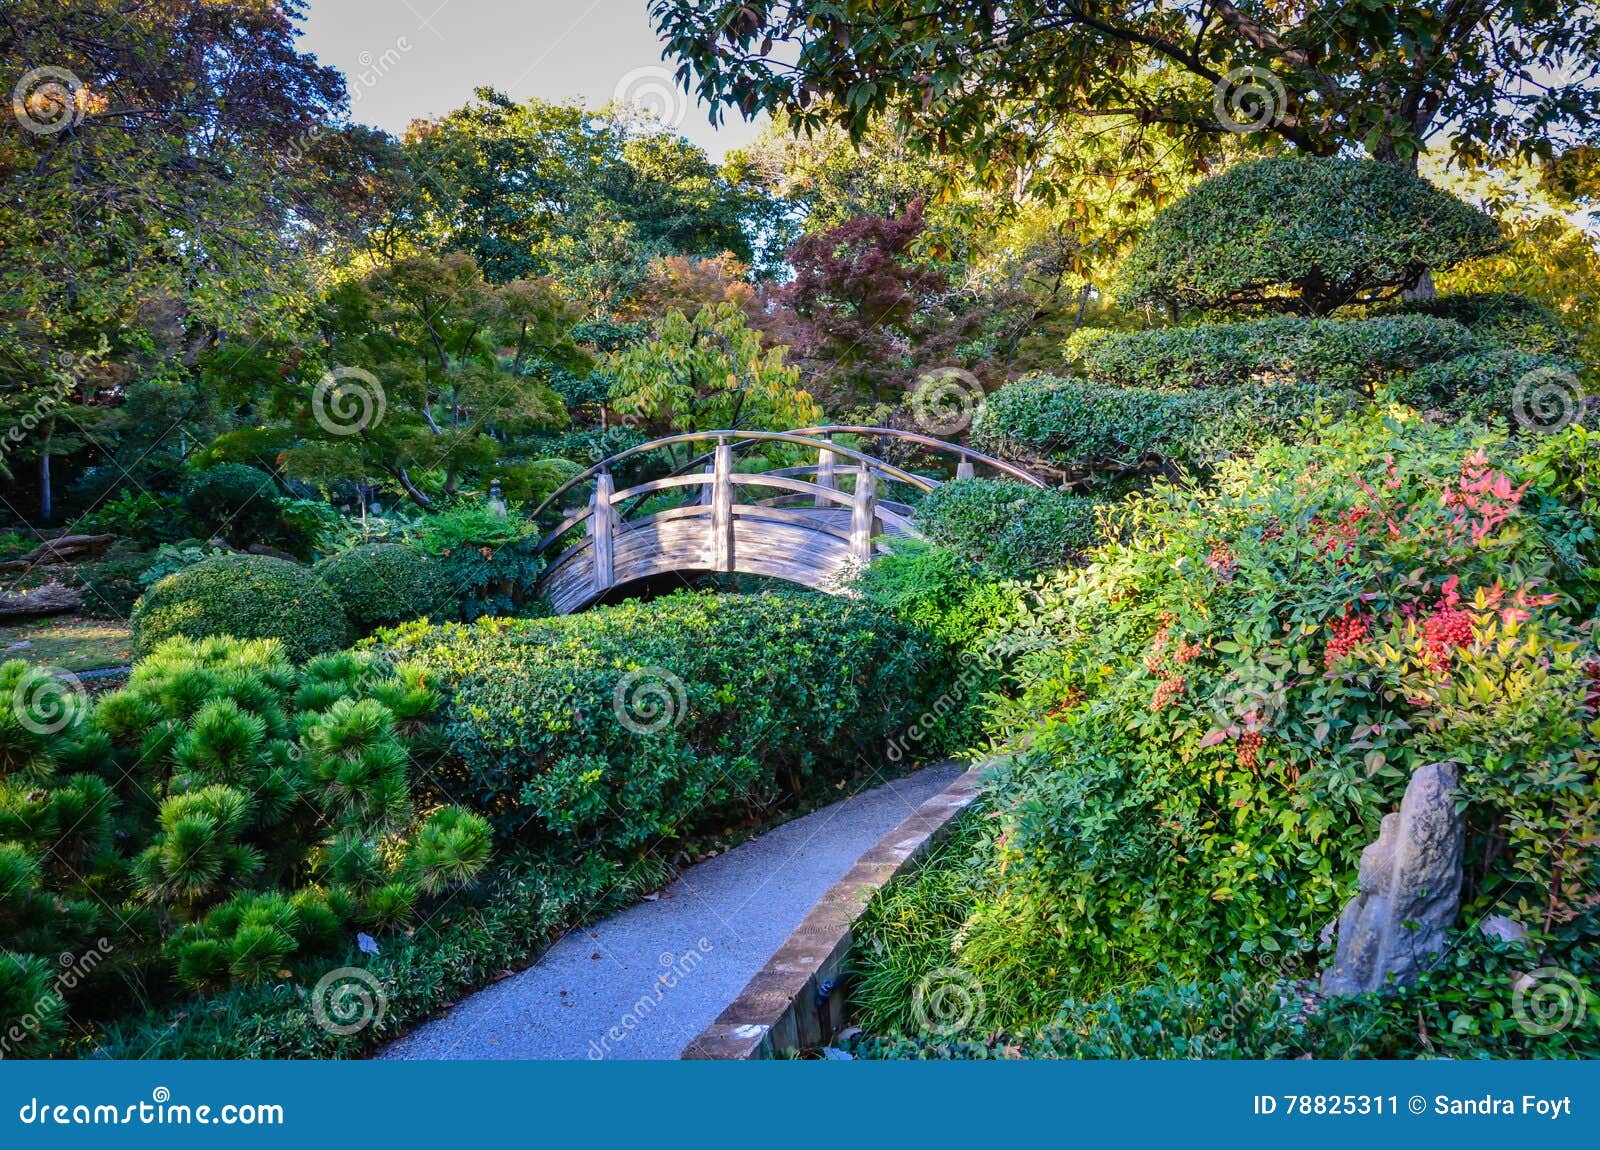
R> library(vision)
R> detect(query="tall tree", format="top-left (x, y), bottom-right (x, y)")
top-left (653, 1), bottom-right (1600, 174)
top-left (1, 0), bottom-right (355, 519)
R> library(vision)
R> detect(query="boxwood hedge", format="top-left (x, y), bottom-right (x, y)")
top-left (1068, 314), bottom-right (1479, 393)
top-left (314, 542), bottom-right (452, 636)
top-left (971, 376), bottom-right (1346, 473)
top-left (130, 554), bottom-right (351, 662)
top-left (917, 478), bottom-right (1105, 578)
top-left (377, 591), bottom-right (951, 850)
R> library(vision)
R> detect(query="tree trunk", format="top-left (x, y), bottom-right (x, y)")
top-left (38, 449), bottom-right (52, 523)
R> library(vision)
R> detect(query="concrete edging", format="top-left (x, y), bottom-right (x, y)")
top-left (678, 763), bottom-right (985, 1059)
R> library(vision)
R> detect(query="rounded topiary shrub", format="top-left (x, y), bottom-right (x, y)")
top-left (130, 554), bottom-right (351, 662)
top-left (313, 543), bottom-right (452, 636)
top-left (1118, 156), bottom-right (1502, 315)
top-left (181, 464), bottom-right (282, 544)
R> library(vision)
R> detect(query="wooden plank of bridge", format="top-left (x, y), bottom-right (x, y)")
top-left (711, 440), bottom-right (735, 572)
top-left (589, 470), bottom-right (615, 591)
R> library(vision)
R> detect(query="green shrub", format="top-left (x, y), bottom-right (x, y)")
top-left (378, 591), bottom-right (949, 847)
top-left (79, 490), bottom-right (186, 547)
top-left (971, 375), bottom-right (1344, 474)
top-left (1385, 349), bottom-right (1583, 423)
top-left (1384, 292), bottom-right (1577, 357)
top-left (0, 635), bottom-right (493, 1053)
top-left (1119, 156), bottom-right (1502, 315)
top-left (180, 464), bottom-right (282, 545)
top-left (899, 410), bottom-right (1599, 1033)
top-left (855, 542), bottom-right (1022, 652)
top-left (130, 554), bottom-right (351, 662)
top-left (1069, 314), bottom-right (1479, 393)
top-left (406, 506), bottom-right (544, 619)
top-left (314, 543), bottom-right (452, 636)
top-left (917, 478), bottom-right (1105, 577)
top-left (496, 457), bottom-right (584, 505)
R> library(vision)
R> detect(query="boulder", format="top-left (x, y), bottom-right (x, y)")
top-left (1321, 761), bottom-right (1464, 995)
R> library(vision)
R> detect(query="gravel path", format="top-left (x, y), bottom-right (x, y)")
top-left (378, 761), bottom-right (965, 1060)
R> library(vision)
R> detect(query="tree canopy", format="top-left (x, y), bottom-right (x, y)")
top-left (652, 0), bottom-right (1600, 180)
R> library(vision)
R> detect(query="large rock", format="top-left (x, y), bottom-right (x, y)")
top-left (1321, 762), bottom-right (1464, 995)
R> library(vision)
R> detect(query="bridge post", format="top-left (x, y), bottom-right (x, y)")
top-left (589, 470), bottom-right (615, 592)
top-left (814, 439), bottom-right (836, 507)
top-left (955, 454), bottom-right (975, 481)
top-left (850, 467), bottom-right (879, 564)
top-left (711, 439), bottom-right (735, 571)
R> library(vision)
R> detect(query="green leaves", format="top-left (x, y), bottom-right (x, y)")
top-left (1118, 157), bottom-right (1504, 315)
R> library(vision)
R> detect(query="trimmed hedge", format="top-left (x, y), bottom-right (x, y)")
top-left (1118, 156), bottom-right (1502, 315)
top-left (918, 478), bottom-right (1104, 578)
top-left (314, 543), bottom-right (452, 636)
top-left (377, 591), bottom-right (950, 847)
top-left (1068, 314), bottom-right (1479, 393)
top-left (1384, 349), bottom-right (1583, 424)
top-left (971, 376), bottom-right (1346, 472)
top-left (1381, 292), bottom-right (1578, 357)
top-left (130, 554), bottom-right (351, 661)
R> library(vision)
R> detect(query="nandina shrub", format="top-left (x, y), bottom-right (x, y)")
top-left (374, 590), bottom-right (950, 852)
top-left (923, 410), bottom-right (1599, 1026)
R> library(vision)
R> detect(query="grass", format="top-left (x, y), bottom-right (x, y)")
top-left (0, 616), bottom-right (134, 672)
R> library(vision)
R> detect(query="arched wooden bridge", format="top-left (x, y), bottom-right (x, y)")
top-left (530, 427), bottom-right (1045, 615)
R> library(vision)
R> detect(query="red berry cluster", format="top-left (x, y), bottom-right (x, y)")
top-left (1323, 609), bottom-right (1369, 669)
top-left (1422, 603), bottom-right (1474, 671)
top-left (1206, 542), bottom-right (1237, 579)
top-left (1150, 675), bottom-right (1186, 711)
top-left (1236, 730), bottom-right (1263, 771)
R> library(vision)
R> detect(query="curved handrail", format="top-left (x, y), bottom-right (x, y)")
top-left (528, 429), bottom-right (941, 528)
top-left (528, 425), bottom-right (1046, 528)
top-left (788, 426), bottom-right (1047, 488)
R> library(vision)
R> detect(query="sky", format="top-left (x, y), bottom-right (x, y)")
top-left (297, 0), bottom-right (768, 159)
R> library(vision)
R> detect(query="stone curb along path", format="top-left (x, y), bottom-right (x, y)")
top-left (681, 762), bottom-right (986, 1059)
top-left (377, 760), bottom-right (968, 1061)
